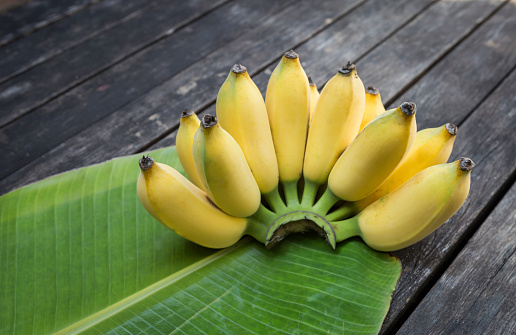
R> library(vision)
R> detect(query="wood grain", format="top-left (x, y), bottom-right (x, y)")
top-left (0, 0), bottom-right (95, 47)
top-left (0, 0), bottom-right (156, 85)
top-left (0, 0), bottom-right (281, 179)
top-left (0, 0), bottom-right (228, 125)
top-left (0, 0), bottom-right (363, 190)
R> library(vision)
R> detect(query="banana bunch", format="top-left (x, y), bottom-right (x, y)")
top-left (137, 50), bottom-right (474, 252)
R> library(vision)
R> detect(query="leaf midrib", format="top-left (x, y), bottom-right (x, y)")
top-left (55, 238), bottom-right (252, 334)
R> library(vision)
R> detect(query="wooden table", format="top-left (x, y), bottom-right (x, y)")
top-left (1, 0), bottom-right (515, 333)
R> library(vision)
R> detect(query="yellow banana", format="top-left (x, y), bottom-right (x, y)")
top-left (216, 64), bottom-right (282, 209)
top-left (265, 50), bottom-right (310, 205)
top-left (308, 76), bottom-right (320, 124)
top-left (137, 156), bottom-right (247, 249)
top-left (176, 110), bottom-right (204, 190)
top-left (328, 123), bottom-right (458, 220)
top-left (331, 158), bottom-right (475, 251)
top-left (192, 114), bottom-right (261, 217)
top-left (313, 102), bottom-right (417, 214)
top-left (302, 63), bottom-right (365, 205)
top-left (359, 86), bottom-right (385, 132)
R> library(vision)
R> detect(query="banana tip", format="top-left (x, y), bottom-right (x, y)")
top-left (446, 123), bottom-right (458, 136)
top-left (308, 76), bottom-right (316, 86)
top-left (201, 114), bottom-right (218, 128)
top-left (459, 157), bottom-right (475, 172)
top-left (231, 64), bottom-right (247, 74)
top-left (284, 50), bottom-right (298, 59)
top-left (339, 61), bottom-right (356, 75)
top-left (181, 109), bottom-right (194, 118)
top-left (400, 102), bottom-right (416, 116)
top-left (366, 86), bottom-right (379, 95)
top-left (139, 155), bottom-right (154, 171)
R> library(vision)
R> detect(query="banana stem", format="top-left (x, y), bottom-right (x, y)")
top-left (263, 187), bottom-right (286, 212)
top-left (326, 203), bottom-right (356, 221)
top-left (246, 204), bottom-right (276, 243)
top-left (331, 216), bottom-right (361, 242)
top-left (312, 188), bottom-right (341, 215)
top-left (300, 179), bottom-right (319, 207)
top-left (283, 180), bottom-right (299, 207)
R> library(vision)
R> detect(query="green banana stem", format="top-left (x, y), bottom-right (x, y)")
top-left (283, 180), bottom-right (300, 207)
top-left (245, 204), bottom-right (276, 243)
top-left (330, 216), bottom-right (361, 243)
top-left (326, 203), bottom-right (356, 221)
top-left (312, 188), bottom-right (340, 215)
top-left (263, 187), bottom-right (286, 212)
top-left (300, 178), bottom-right (319, 207)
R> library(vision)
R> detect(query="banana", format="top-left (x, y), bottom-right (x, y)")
top-left (176, 110), bottom-right (204, 190)
top-left (216, 64), bottom-right (281, 203)
top-left (331, 158), bottom-right (475, 251)
top-left (328, 123), bottom-right (458, 220)
top-left (265, 50), bottom-right (310, 205)
top-left (308, 76), bottom-right (320, 124)
top-left (192, 114), bottom-right (261, 217)
top-left (313, 102), bottom-right (417, 214)
top-left (302, 63), bottom-right (365, 205)
top-left (359, 86), bottom-right (385, 132)
top-left (137, 155), bottom-right (247, 249)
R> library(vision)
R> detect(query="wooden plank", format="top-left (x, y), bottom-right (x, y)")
top-left (397, 177), bottom-right (516, 335)
top-left (152, 0), bottom-right (502, 149)
top-left (0, 0), bottom-right (361, 186)
top-left (0, 0), bottom-right (156, 85)
top-left (0, 0), bottom-right (283, 179)
top-left (0, 0), bottom-right (94, 47)
top-left (0, 0), bottom-right (229, 126)
top-left (377, 3), bottom-right (516, 333)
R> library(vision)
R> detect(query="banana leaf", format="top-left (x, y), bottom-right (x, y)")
top-left (0, 147), bottom-right (401, 334)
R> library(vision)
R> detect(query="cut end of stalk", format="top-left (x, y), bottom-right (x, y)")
top-left (139, 155), bottom-right (154, 171)
top-left (400, 102), bottom-right (416, 116)
top-left (308, 76), bottom-right (316, 86)
top-left (201, 114), bottom-right (218, 128)
top-left (366, 86), bottom-right (379, 95)
top-left (266, 219), bottom-right (333, 250)
top-left (459, 157), bottom-right (475, 172)
top-left (339, 61), bottom-right (356, 75)
top-left (284, 49), bottom-right (298, 59)
top-left (231, 64), bottom-right (247, 74)
top-left (181, 109), bottom-right (195, 118)
top-left (446, 123), bottom-right (458, 136)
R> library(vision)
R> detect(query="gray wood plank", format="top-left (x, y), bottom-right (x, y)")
top-left (0, 0), bottom-right (363, 188)
top-left (377, 3), bottom-right (516, 333)
top-left (0, 0), bottom-right (94, 47)
top-left (0, 0), bottom-right (283, 179)
top-left (0, 0), bottom-right (156, 85)
top-left (0, 0), bottom-right (228, 126)
top-left (396, 133), bottom-right (516, 335)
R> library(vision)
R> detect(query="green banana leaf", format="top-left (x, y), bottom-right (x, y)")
top-left (0, 147), bottom-right (401, 334)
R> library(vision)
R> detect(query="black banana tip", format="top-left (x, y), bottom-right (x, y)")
top-left (366, 86), bottom-right (379, 95)
top-left (459, 157), bottom-right (475, 172)
top-left (446, 123), bottom-right (458, 136)
top-left (308, 76), bottom-right (316, 86)
top-left (181, 109), bottom-right (194, 118)
top-left (339, 61), bottom-right (356, 75)
top-left (400, 102), bottom-right (417, 116)
top-left (231, 64), bottom-right (247, 74)
top-left (139, 155), bottom-right (154, 171)
top-left (284, 50), bottom-right (298, 59)
top-left (201, 114), bottom-right (218, 128)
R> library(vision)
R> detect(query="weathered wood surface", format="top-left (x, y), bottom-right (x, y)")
top-left (1, 0), bottom-right (516, 334)
top-left (0, 0), bottom-right (155, 84)
top-left (0, 0), bottom-right (95, 47)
